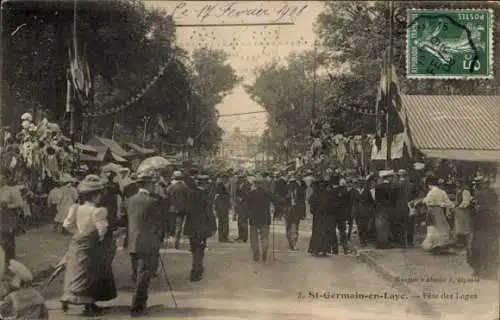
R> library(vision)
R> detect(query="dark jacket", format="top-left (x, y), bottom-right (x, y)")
top-left (235, 180), bottom-right (250, 215)
top-left (247, 186), bottom-right (273, 227)
top-left (214, 182), bottom-right (231, 214)
top-left (288, 181), bottom-right (306, 219)
top-left (125, 190), bottom-right (165, 254)
top-left (184, 187), bottom-right (217, 238)
top-left (100, 181), bottom-right (121, 231)
top-left (328, 186), bottom-right (351, 218)
top-left (166, 180), bottom-right (189, 214)
top-left (375, 183), bottom-right (398, 207)
top-left (273, 178), bottom-right (288, 204)
top-left (351, 187), bottom-right (375, 219)
top-left (310, 181), bottom-right (328, 216)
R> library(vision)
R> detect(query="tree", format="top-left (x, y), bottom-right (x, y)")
top-left (2, 0), bottom-right (238, 153)
top-left (315, 1), bottom-right (499, 95)
top-left (246, 51), bottom-right (332, 156)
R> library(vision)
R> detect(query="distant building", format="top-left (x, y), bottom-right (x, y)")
top-left (219, 127), bottom-right (260, 168)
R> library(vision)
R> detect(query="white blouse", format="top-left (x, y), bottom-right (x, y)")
top-left (423, 186), bottom-right (454, 208)
top-left (63, 203), bottom-right (108, 240)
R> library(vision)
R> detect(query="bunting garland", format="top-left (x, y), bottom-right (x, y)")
top-left (82, 57), bottom-right (173, 118)
top-left (338, 105), bottom-right (384, 116)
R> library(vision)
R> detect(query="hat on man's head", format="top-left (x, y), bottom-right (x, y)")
top-left (398, 169), bottom-right (408, 175)
top-left (171, 171), bottom-right (183, 179)
top-left (472, 175), bottom-right (486, 184)
top-left (77, 175), bottom-right (105, 194)
top-left (195, 174), bottom-right (210, 182)
top-left (59, 173), bottom-right (77, 184)
top-left (136, 170), bottom-right (155, 182)
top-left (379, 170), bottom-right (395, 178)
top-left (413, 162), bottom-right (425, 171)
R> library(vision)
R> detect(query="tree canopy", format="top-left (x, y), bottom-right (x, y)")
top-left (247, 1), bottom-right (499, 156)
top-left (2, 0), bottom-right (239, 152)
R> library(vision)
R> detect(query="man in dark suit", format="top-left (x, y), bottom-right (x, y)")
top-left (246, 176), bottom-right (274, 262)
top-left (214, 174), bottom-right (231, 242)
top-left (235, 175), bottom-right (250, 242)
top-left (327, 178), bottom-right (350, 255)
top-left (184, 175), bottom-right (217, 281)
top-left (125, 170), bottom-right (166, 317)
top-left (351, 177), bottom-right (376, 247)
top-left (166, 171), bottom-right (189, 249)
top-left (285, 177), bottom-right (306, 250)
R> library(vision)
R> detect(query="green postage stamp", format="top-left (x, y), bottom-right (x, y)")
top-left (406, 8), bottom-right (494, 79)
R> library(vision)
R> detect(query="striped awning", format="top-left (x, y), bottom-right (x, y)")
top-left (402, 95), bottom-right (500, 160)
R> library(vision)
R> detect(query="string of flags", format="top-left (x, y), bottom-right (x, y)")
top-left (339, 105), bottom-right (384, 116)
top-left (82, 56), bottom-right (174, 118)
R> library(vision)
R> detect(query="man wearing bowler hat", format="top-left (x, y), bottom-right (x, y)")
top-left (166, 171), bottom-right (189, 249)
top-left (184, 175), bottom-right (217, 281)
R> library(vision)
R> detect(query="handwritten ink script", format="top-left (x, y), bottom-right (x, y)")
top-left (165, 1), bottom-right (309, 25)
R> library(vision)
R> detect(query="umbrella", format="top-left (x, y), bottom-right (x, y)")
top-left (137, 156), bottom-right (172, 173)
top-left (42, 252), bottom-right (67, 293)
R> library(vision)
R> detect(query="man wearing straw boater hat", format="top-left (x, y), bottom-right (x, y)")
top-left (0, 247), bottom-right (48, 319)
top-left (125, 170), bottom-right (166, 316)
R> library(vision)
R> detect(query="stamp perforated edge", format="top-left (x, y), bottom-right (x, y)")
top-left (405, 8), bottom-right (494, 80)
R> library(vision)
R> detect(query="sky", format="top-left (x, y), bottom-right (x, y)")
top-left (144, 1), bottom-right (325, 137)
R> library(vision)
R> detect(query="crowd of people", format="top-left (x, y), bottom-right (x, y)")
top-left (0, 158), bottom-right (498, 318)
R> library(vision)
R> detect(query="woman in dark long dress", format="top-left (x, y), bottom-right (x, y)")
top-left (60, 175), bottom-right (117, 316)
top-left (467, 179), bottom-right (499, 280)
top-left (308, 179), bottom-right (330, 256)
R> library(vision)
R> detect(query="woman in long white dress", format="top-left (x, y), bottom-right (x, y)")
top-left (420, 175), bottom-right (455, 254)
top-left (60, 175), bottom-right (117, 316)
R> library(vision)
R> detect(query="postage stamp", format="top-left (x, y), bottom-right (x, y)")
top-left (406, 8), bottom-right (494, 79)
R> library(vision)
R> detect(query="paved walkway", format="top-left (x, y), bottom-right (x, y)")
top-left (15, 225), bottom-right (70, 282)
top-left (44, 219), bottom-right (424, 320)
top-left (351, 237), bottom-right (499, 320)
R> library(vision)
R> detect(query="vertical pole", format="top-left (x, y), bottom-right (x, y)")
top-left (142, 116), bottom-right (148, 146)
top-left (385, 1), bottom-right (394, 169)
top-left (111, 115), bottom-right (116, 140)
top-left (312, 40), bottom-right (318, 120)
top-left (0, 3), bottom-right (4, 138)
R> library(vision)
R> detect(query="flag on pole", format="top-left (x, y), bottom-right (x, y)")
top-left (68, 42), bottom-right (92, 106)
top-left (374, 48), bottom-right (405, 149)
top-left (157, 115), bottom-right (169, 136)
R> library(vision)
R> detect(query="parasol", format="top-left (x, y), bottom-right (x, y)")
top-left (137, 156), bottom-right (172, 173)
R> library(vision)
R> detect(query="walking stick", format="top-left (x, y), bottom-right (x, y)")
top-left (272, 216), bottom-right (275, 259)
top-left (158, 254), bottom-right (178, 308)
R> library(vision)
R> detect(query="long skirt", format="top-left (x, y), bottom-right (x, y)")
top-left (60, 231), bottom-right (116, 305)
top-left (467, 228), bottom-right (499, 280)
top-left (94, 232), bottom-right (117, 301)
top-left (308, 213), bottom-right (329, 254)
top-left (421, 207), bottom-right (452, 252)
top-left (375, 209), bottom-right (390, 246)
top-left (454, 208), bottom-right (471, 236)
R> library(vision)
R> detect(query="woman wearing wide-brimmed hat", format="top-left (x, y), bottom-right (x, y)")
top-left (60, 175), bottom-right (117, 316)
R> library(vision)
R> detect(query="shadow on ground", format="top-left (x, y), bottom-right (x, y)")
top-left (48, 304), bottom-right (316, 319)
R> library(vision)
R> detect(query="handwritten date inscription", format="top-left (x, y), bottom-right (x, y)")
top-left (169, 1), bottom-right (309, 24)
